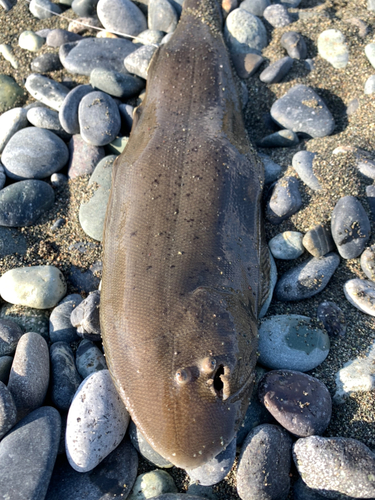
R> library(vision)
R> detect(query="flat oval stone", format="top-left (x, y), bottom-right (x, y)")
top-left (258, 314), bottom-right (330, 372)
top-left (258, 370), bottom-right (332, 437)
top-left (275, 252), bottom-right (340, 301)
top-left (59, 84), bottom-right (93, 135)
top-left (270, 84), bottom-right (335, 138)
top-left (292, 150), bottom-right (321, 191)
top-left (257, 129), bottom-right (299, 148)
top-left (128, 470), bottom-right (177, 500)
top-left (263, 4), bottom-right (291, 27)
top-left (259, 56), bottom-right (293, 84)
top-left (0, 381), bottom-right (17, 439)
top-left (0, 303), bottom-right (49, 340)
top-left (2, 127), bottom-right (69, 180)
top-left (49, 294), bottom-right (82, 343)
top-left (97, 0), bottom-right (147, 36)
top-left (50, 342), bottom-right (82, 411)
top-left (269, 231), bottom-right (304, 260)
top-left (267, 176), bottom-right (302, 224)
top-left (26, 107), bottom-right (70, 140)
top-left (67, 134), bottom-right (105, 178)
top-left (0, 74), bottom-right (25, 113)
top-left (129, 420), bottom-right (173, 468)
top-left (0, 318), bottom-right (23, 355)
top-left (0, 107), bottom-right (28, 154)
top-left (29, 0), bottom-right (62, 18)
top-left (78, 91), bottom-right (121, 146)
top-left (317, 300), bottom-right (346, 337)
top-left (148, 0), bottom-right (178, 33)
top-left (232, 52), bottom-right (264, 78)
top-left (0, 356), bottom-right (13, 384)
top-left (318, 29), bottom-right (349, 68)
top-left (224, 8), bottom-right (267, 56)
top-left (331, 196), bottom-right (370, 259)
top-left (0, 44), bottom-right (19, 69)
top-left (344, 278), bottom-right (375, 317)
top-left (124, 44), bottom-right (158, 79)
top-left (361, 245), bottom-right (375, 281)
top-left (90, 68), bottom-right (144, 99)
top-left (364, 74), bottom-right (375, 94)
top-left (0, 406), bottom-right (61, 499)
top-left (7, 332), bottom-right (50, 420)
top-left (76, 339), bottom-right (106, 379)
top-left (18, 30), bottom-right (45, 51)
top-left (31, 52), bottom-right (63, 72)
top-left (240, 0), bottom-right (270, 17)
top-left (46, 28), bottom-right (82, 47)
top-left (0, 265), bottom-right (67, 309)
top-left (237, 424), bottom-right (292, 500)
top-left (66, 370), bottom-right (130, 472)
top-left (302, 224), bottom-right (334, 257)
top-left (0, 180), bottom-right (54, 227)
top-left (293, 436), bottom-right (375, 498)
top-left (71, 0), bottom-right (98, 16)
top-left (280, 31), bottom-right (307, 59)
top-left (25, 73), bottom-right (70, 111)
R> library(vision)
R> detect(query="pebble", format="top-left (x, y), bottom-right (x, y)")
top-left (0, 265), bottom-right (67, 309)
top-left (148, 0), bottom-right (178, 33)
top-left (0, 43), bottom-right (19, 69)
top-left (66, 370), bottom-right (130, 472)
top-left (31, 52), bottom-right (63, 72)
top-left (331, 195), bottom-right (370, 259)
top-left (366, 185), bottom-right (375, 218)
top-left (70, 290), bottom-right (101, 340)
top-left (231, 52), bottom-right (264, 78)
top-left (69, 262), bottom-right (101, 294)
top-left (26, 107), bottom-right (70, 140)
top-left (269, 231), bottom-right (304, 260)
top-left (49, 294), bottom-right (82, 343)
top-left (124, 44), bottom-right (158, 79)
top-left (119, 103), bottom-right (134, 133)
top-left (258, 129), bottom-right (299, 147)
top-left (46, 28), bottom-right (82, 47)
top-left (259, 153), bottom-right (282, 184)
top-left (258, 314), bottom-right (330, 371)
top-left (280, 31), bottom-right (307, 59)
top-left (0, 381), bottom-right (17, 438)
top-left (187, 484), bottom-right (218, 500)
top-left (239, 0), bottom-right (270, 17)
top-left (129, 420), bottom-right (173, 468)
top-left (7, 332), bottom-right (50, 420)
top-left (59, 84), bottom-right (93, 135)
top-left (0, 107), bottom-right (28, 154)
top-left (0, 163), bottom-right (5, 189)
top-left (67, 134), bottom-right (105, 178)
top-left (75, 339), bottom-right (106, 379)
top-left (0, 179), bottom-right (55, 227)
top-left (293, 477), bottom-right (327, 500)
top-left (97, 0), bottom-right (147, 36)
top-left (25, 73), bottom-right (70, 110)
top-left (71, 0), bottom-right (98, 16)
top-left (135, 29), bottom-right (165, 45)
top-left (317, 300), bottom-right (347, 337)
top-left (344, 278), bottom-right (375, 317)
top-left (317, 29), bottom-right (349, 68)
top-left (68, 15), bottom-right (102, 34)
top-left (353, 147), bottom-right (375, 179)
top-left (0, 318), bottom-right (23, 355)
top-left (293, 436), bottom-right (375, 498)
top-left (0, 303), bottom-right (49, 340)
top-left (186, 438), bottom-right (236, 486)
top-left (276, 252), bottom-right (340, 301)
top-left (334, 349), bottom-right (375, 402)
top-left (29, 0), bottom-right (62, 18)
top-left (302, 224), bottom-right (334, 257)
top-left (258, 369), bottom-right (332, 437)
top-left (224, 8), bottom-right (268, 56)
top-left (50, 342), bottom-right (82, 411)
top-left (361, 245), bottom-right (375, 281)
top-left (0, 356), bottom-right (12, 384)
top-left (365, 75), bottom-right (375, 96)
top-left (60, 37), bottom-right (137, 76)
top-left (237, 424), bottom-right (292, 500)
top-left (365, 42), bottom-right (375, 68)
top-left (263, 4), bottom-right (291, 28)
top-left (259, 56), bottom-right (293, 83)
top-left (90, 67), bottom-right (145, 98)
top-left (267, 176), bottom-right (302, 224)
top-left (46, 437), bottom-right (138, 500)
top-left (78, 91), bottom-right (121, 146)
top-left (51, 173), bottom-right (68, 187)
top-left (79, 155), bottom-right (115, 240)
top-left (18, 30), bottom-right (45, 51)
top-left (0, 74), bottom-right (25, 113)
top-left (347, 97), bottom-right (360, 116)
top-left (270, 84), bottom-right (335, 138)
top-left (0, 406), bottom-right (61, 500)
top-left (128, 470), bottom-right (177, 500)
top-left (292, 150), bottom-right (322, 191)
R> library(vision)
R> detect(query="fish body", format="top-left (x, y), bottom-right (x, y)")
top-left (101, 0), bottom-right (268, 469)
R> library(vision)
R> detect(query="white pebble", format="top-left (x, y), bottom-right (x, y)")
top-left (317, 29), bottom-right (349, 68)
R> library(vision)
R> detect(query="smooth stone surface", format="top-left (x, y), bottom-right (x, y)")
top-left (60, 37), bottom-right (137, 76)
top-left (0, 107), bottom-right (28, 154)
top-left (334, 349), bottom-right (375, 402)
top-left (51, 173), bottom-right (68, 187)
top-left (281, 31), bottom-right (307, 59)
top-left (0, 356), bottom-right (13, 384)
top-left (302, 224), bottom-right (335, 257)
top-left (331, 195), bottom-right (370, 259)
top-left (0, 179), bottom-right (54, 227)
top-left (128, 470), bottom-right (177, 500)
top-left (365, 74), bottom-right (375, 94)
top-left (124, 44), bottom-right (158, 79)
top-left (259, 56), bottom-right (293, 84)
top-left (26, 107), bottom-right (70, 139)
top-left (31, 52), bottom-right (63, 72)
top-left (258, 369), bottom-right (332, 437)
top-left (29, 0), bottom-right (62, 18)
top-left (0, 318), bottom-right (23, 355)
top-left (259, 153), bottom-right (282, 184)
top-left (0, 303), bottom-right (49, 340)
top-left (25, 73), bottom-right (69, 110)
top-left (78, 91), bottom-right (121, 146)
top-left (0, 163), bottom-right (4, 189)
top-left (365, 42), bottom-right (375, 68)
top-left (7, 332), bottom-right (50, 420)
top-left (0, 43), bottom-right (19, 69)
top-left (366, 184), bottom-right (375, 218)
top-left (0, 74), bottom-right (25, 113)
top-left (293, 436), bottom-right (375, 498)
top-left (231, 52), bottom-right (264, 78)
top-left (49, 294), bottom-right (82, 343)
top-left (71, 0), bottom-right (98, 16)
top-left (97, 0), bottom-right (147, 36)
top-left (0, 381), bottom-right (17, 438)
top-left (18, 30), bottom-right (45, 51)
top-left (292, 150), bottom-right (321, 191)
top-left (269, 231), bottom-right (304, 260)
top-left (90, 68), bottom-right (144, 98)
top-left (263, 4), bottom-right (291, 28)
top-left (257, 129), bottom-right (299, 147)
top-left (129, 420), bottom-right (173, 468)
top-left (267, 176), bottom-right (302, 224)
top-left (237, 424), bottom-right (292, 500)
top-left (107, 135), bottom-right (129, 155)
top-left (148, 0), bottom-right (178, 33)
top-left (50, 341), bottom-right (82, 411)
top-left (135, 29), bottom-right (165, 45)
top-left (59, 84), bottom-right (92, 135)
top-left (224, 8), bottom-right (267, 55)
top-left (352, 148), bottom-right (375, 179)
top-left (344, 278), bottom-right (375, 317)
top-left (317, 300), bottom-right (347, 337)
top-left (70, 289), bottom-right (101, 340)
top-left (69, 261), bottom-right (101, 294)
top-left (67, 134), bottom-right (105, 178)
top-left (240, 0), bottom-right (270, 17)
top-left (2, 127), bottom-right (69, 180)
top-left (187, 484), bottom-right (218, 500)
top-left (293, 477), bottom-right (328, 500)
top-left (275, 252), bottom-right (340, 301)
top-left (76, 339), bottom-right (106, 379)
top-left (0, 407), bottom-right (61, 500)
top-left (318, 29), bottom-right (349, 68)
top-left (361, 244), bottom-right (375, 281)
top-left (79, 155), bottom-right (115, 240)
top-left (271, 84), bottom-right (335, 138)
top-left (46, 28), bottom-right (82, 47)
top-left (66, 370), bottom-right (130, 472)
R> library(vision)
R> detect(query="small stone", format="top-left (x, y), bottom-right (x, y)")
top-left (267, 176), bottom-right (302, 224)
top-left (317, 300), bottom-right (346, 337)
top-left (259, 153), bottom-right (282, 184)
top-left (365, 42), bottom-right (375, 68)
top-left (31, 52), bottom-right (63, 72)
top-left (269, 231), bottom-right (304, 260)
top-left (66, 370), bottom-right (130, 472)
top-left (231, 52), bottom-right (264, 78)
top-left (344, 278), bottom-right (375, 317)
top-left (51, 173), bottom-right (68, 187)
top-left (129, 420), bottom-right (173, 468)
top-left (258, 129), bottom-right (299, 148)
top-left (49, 294), bottom-right (82, 343)
top-left (97, 0), bottom-right (147, 37)
top-left (128, 470), bottom-right (177, 500)
top-left (26, 107), bottom-right (70, 140)
top-left (0, 318), bottom-right (23, 355)
top-left (68, 15), bottom-right (102, 34)
top-left (237, 424), bottom-right (292, 500)
top-left (259, 56), bottom-right (293, 83)
top-left (280, 31), bottom-right (307, 59)
top-left (18, 30), bottom-right (45, 51)
top-left (318, 29), bottom-right (349, 68)
top-left (7, 332), bottom-right (50, 420)
top-left (224, 8), bottom-right (268, 56)
top-left (366, 185), bottom-right (375, 219)
top-left (67, 134), bottom-right (105, 178)
top-left (148, 0), bottom-right (178, 33)
top-left (50, 342), bottom-right (82, 411)
top-left (90, 68), bottom-right (144, 98)
top-left (0, 303), bottom-right (49, 340)
top-left (0, 44), bottom-right (19, 69)
top-left (365, 74), bottom-right (375, 94)
top-left (239, 0), bottom-right (270, 17)
top-left (135, 29), bottom-right (164, 45)
top-left (69, 262), bottom-right (101, 294)
top-left (347, 98), bottom-right (359, 116)
top-left (258, 314), bottom-right (330, 372)
top-left (0, 107), bottom-right (28, 154)
top-left (302, 224), bottom-right (334, 257)
top-left (70, 289), bottom-right (101, 340)
top-left (263, 4), bottom-right (291, 28)
top-left (59, 84), bottom-right (93, 135)
top-left (29, 0), bottom-right (62, 18)
top-left (0, 265), bottom-right (67, 309)
top-left (0, 74), bottom-right (25, 113)
top-left (334, 351), bottom-right (375, 402)
top-left (344, 17), bottom-right (368, 38)
top-left (293, 436), bottom-right (375, 498)
top-left (50, 218), bottom-right (66, 232)
top-left (0, 356), bottom-right (13, 384)
top-left (25, 73), bottom-right (70, 111)
top-left (46, 28), bottom-right (82, 47)
top-left (0, 163), bottom-right (5, 189)
top-left (187, 484), bottom-right (218, 500)
top-left (258, 370), bottom-right (332, 437)
top-left (361, 245), bottom-right (375, 281)
top-left (124, 44), bottom-right (158, 79)
top-left (107, 136), bottom-right (129, 155)
top-left (76, 339), bottom-right (106, 379)
top-left (292, 151), bottom-right (322, 191)
top-left (0, 381), bottom-right (17, 438)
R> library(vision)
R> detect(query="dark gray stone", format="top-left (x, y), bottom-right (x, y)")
top-left (258, 129), bottom-right (299, 148)
top-left (59, 84), bottom-right (93, 135)
top-left (231, 52), bottom-right (264, 79)
top-left (240, 0), bottom-right (270, 17)
top-left (267, 176), bottom-right (302, 224)
top-left (302, 224), bottom-right (334, 257)
top-left (75, 339), bottom-right (106, 379)
top-left (71, 0), bottom-right (98, 16)
top-left (293, 478), bottom-right (327, 500)
top-left (292, 151), bottom-right (321, 191)
top-left (259, 153), bottom-right (282, 184)
top-left (47, 29), bottom-right (82, 47)
top-left (0, 318), bottom-right (23, 355)
top-left (49, 294), bottom-right (83, 343)
top-left (317, 301), bottom-right (346, 337)
top-left (259, 56), bottom-right (293, 83)
top-left (67, 134), bottom-right (105, 178)
top-left (0, 227), bottom-right (28, 257)
top-left (97, 0), bottom-right (147, 37)
top-left (71, 289), bottom-right (101, 340)
top-left (0, 356), bottom-right (13, 384)
top-left (148, 0), bottom-right (178, 33)
top-left (280, 31), bottom-right (307, 59)
top-left (50, 342), bottom-right (82, 411)
top-left (69, 262), bottom-right (101, 294)
top-left (51, 173), bottom-right (68, 188)
top-left (129, 419), bottom-right (173, 468)
top-left (26, 107), bottom-right (71, 140)
top-left (119, 103), bottom-right (134, 134)
top-left (0, 380), bottom-right (17, 439)
top-left (90, 68), bottom-right (145, 99)
top-left (31, 52), bottom-right (64, 72)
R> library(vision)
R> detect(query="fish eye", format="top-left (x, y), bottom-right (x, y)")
top-left (201, 356), bottom-right (216, 374)
top-left (175, 368), bottom-right (191, 384)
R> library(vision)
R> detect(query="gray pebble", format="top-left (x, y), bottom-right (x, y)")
top-left (269, 231), bottom-right (304, 260)
top-left (0, 381), bottom-right (17, 439)
top-left (0, 107), bottom-right (28, 154)
top-left (224, 8), bottom-right (268, 56)
top-left (49, 294), bottom-right (83, 343)
top-left (361, 244), bottom-right (375, 281)
top-left (148, 0), bottom-right (178, 33)
top-left (344, 278), bottom-right (375, 317)
top-left (25, 73), bottom-right (70, 111)
top-left (90, 68), bottom-right (145, 98)
top-left (119, 102), bottom-right (135, 134)
top-left (259, 249), bottom-right (277, 318)
top-left (346, 97), bottom-right (359, 116)
top-left (263, 4), bottom-right (291, 28)
top-left (259, 153), bottom-right (282, 184)
top-left (187, 484), bottom-right (218, 500)
top-left (67, 134), bottom-right (105, 178)
top-left (29, 0), bottom-right (62, 18)
top-left (97, 0), bottom-right (147, 36)
top-left (59, 84), bottom-right (93, 135)
top-left (128, 470), bottom-right (177, 500)
top-left (267, 176), bottom-right (302, 224)
top-left (259, 56), bottom-right (293, 83)
top-left (317, 300), bottom-right (346, 337)
top-left (124, 44), bottom-right (158, 79)
top-left (50, 219), bottom-right (65, 234)
top-left (0, 356), bottom-right (13, 384)
top-left (46, 28), bottom-right (82, 47)
top-left (292, 150), bottom-right (322, 191)
top-left (365, 42), bottom-right (375, 67)
top-left (31, 52), bottom-right (63, 72)
top-left (280, 31), bottom-right (307, 59)
top-left (258, 128), bottom-right (299, 148)
top-left (69, 262), bottom-right (101, 294)
top-left (50, 342), bottom-right (82, 411)
top-left (366, 185), bottom-right (375, 219)
top-left (365, 75), bottom-right (375, 94)
top-left (129, 419), bottom-right (173, 468)
top-left (0, 43), bottom-right (19, 69)
top-left (71, 0), bottom-right (98, 16)
top-left (302, 224), bottom-right (334, 257)
top-left (76, 339), bottom-right (106, 379)
top-left (71, 289), bottom-right (101, 340)
top-left (0, 303), bottom-right (49, 340)
top-left (26, 106), bottom-right (71, 140)
top-left (318, 29), bottom-right (349, 68)
top-left (293, 478), bottom-right (327, 500)
top-left (0, 318), bottom-right (23, 355)
top-left (51, 173), bottom-right (68, 187)
top-left (231, 52), bottom-right (264, 78)
top-left (135, 29), bottom-right (165, 45)
top-left (239, 0), bottom-right (270, 17)
top-left (0, 163), bottom-right (4, 190)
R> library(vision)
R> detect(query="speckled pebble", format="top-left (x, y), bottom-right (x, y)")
top-left (0, 318), bottom-right (23, 355)
top-left (318, 29), bottom-right (349, 68)
top-left (263, 4), bottom-right (291, 28)
top-left (97, 0), bottom-right (147, 37)
top-left (259, 153), bottom-right (282, 184)
top-left (129, 420), bottom-right (173, 468)
top-left (258, 314), bottom-right (330, 372)
top-left (224, 8), bottom-right (268, 56)
top-left (148, 0), bottom-right (178, 33)
top-left (18, 30), bottom-right (45, 51)
top-left (292, 150), bottom-right (321, 191)
top-left (344, 278), bottom-right (375, 317)
top-left (302, 224), bottom-right (334, 257)
top-left (66, 369), bottom-right (130, 472)
top-left (31, 52), bottom-right (63, 72)
top-left (269, 231), bottom-right (304, 260)
top-left (128, 470), bottom-right (177, 500)
top-left (293, 478), bottom-right (331, 500)
top-left (280, 31), bottom-right (307, 59)
top-left (136, 29), bottom-right (165, 45)
top-left (267, 176), bottom-right (302, 224)
top-left (50, 341), bottom-right (82, 411)
top-left (90, 67), bottom-right (145, 98)
top-left (0, 107), bottom-right (28, 154)
top-left (25, 73), bottom-right (69, 110)
top-left (49, 294), bottom-right (82, 343)
top-left (67, 134), bottom-right (105, 178)
top-left (257, 129), bottom-right (299, 148)
top-left (317, 300), bottom-right (347, 337)
top-left (124, 44), bottom-right (158, 79)
top-left (26, 107), bottom-right (70, 140)
top-left (259, 56), bottom-right (293, 83)
top-left (59, 84), bottom-right (92, 135)
top-left (0, 381), bottom-right (17, 439)
top-left (0, 303), bottom-right (49, 340)
top-left (75, 339), bottom-right (106, 379)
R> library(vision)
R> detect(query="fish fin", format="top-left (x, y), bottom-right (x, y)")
top-left (259, 222), bottom-right (271, 314)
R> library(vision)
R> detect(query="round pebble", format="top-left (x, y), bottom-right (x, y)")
top-left (263, 4), bottom-right (291, 28)
top-left (344, 278), bottom-right (375, 317)
top-left (280, 31), bottom-right (307, 59)
top-left (49, 294), bottom-right (82, 343)
top-left (267, 176), bottom-right (302, 224)
top-left (259, 56), bottom-right (293, 84)
top-left (30, 52), bottom-right (63, 72)
top-left (239, 0), bottom-right (270, 17)
top-left (257, 129), bottom-right (299, 147)
top-left (97, 0), bottom-right (147, 36)
top-left (51, 173), bottom-right (68, 187)
top-left (361, 244), bottom-right (375, 281)
top-left (292, 150), bottom-right (322, 191)
top-left (90, 68), bottom-right (145, 98)
top-left (258, 314), bottom-right (330, 371)
top-left (129, 420), bottom-right (173, 468)
top-left (0, 318), bottom-right (23, 355)
top-left (67, 134), bottom-right (105, 178)
top-left (0, 74), bottom-right (25, 113)
top-left (135, 29), bottom-right (165, 45)
top-left (269, 231), bottom-right (304, 260)
top-left (302, 224), bottom-right (334, 257)
top-left (18, 30), bottom-right (45, 51)
top-left (128, 470), bottom-right (177, 500)
top-left (148, 0), bottom-right (178, 33)
top-left (317, 300), bottom-right (347, 337)
top-left (50, 342), bottom-right (82, 411)
top-left (317, 29), bottom-right (349, 68)
top-left (0, 381), bottom-right (17, 439)
top-left (224, 8), bottom-right (268, 56)
top-left (75, 339), bottom-right (106, 379)
top-left (0, 107), bottom-right (28, 154)
top-left (124, 44), bottom-right (158, 79)
top-left (46, 28), bottom-right (82, 47)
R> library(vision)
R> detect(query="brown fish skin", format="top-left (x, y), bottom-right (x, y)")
top-left (101, 0), bottom-right (268, 469)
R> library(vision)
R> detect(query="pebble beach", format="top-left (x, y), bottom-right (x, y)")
top-left (1, 0), bottom-right (375, 498)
